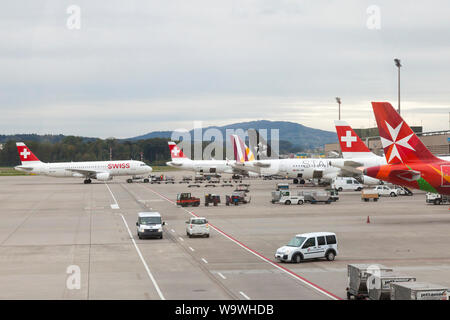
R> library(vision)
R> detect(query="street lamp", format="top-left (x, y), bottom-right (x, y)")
top-left (394, 58), bottom-right (402, 114)
top-left (336, 97), bottom-right (341, 120)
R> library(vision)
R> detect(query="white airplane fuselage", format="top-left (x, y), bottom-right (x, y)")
top-left (15, 160), bottom-right (152, 180)
top-left (240, 158), bottom-right (341, 181)
top-left (167, 158), bottom-right (236, 174)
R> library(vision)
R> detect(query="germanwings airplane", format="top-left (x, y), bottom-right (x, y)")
top-left (15, 142), bottom-right (153, 184)
top-left (166, 141), bottom-right (258, 176)
top-left (331, 119), bottom-right (450, 184)
top-left (230, 134), bottom-right (341, 183)
top-left (363, 102), bottom-right (450, 195)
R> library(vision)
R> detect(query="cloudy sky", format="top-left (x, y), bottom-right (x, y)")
top-left (1, 1), bottom-right (450, 138)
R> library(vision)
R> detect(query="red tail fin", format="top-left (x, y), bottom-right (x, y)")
top-left (168, 142), bottom-right (188, 159)
top-left (16, 142), bottom-right (41, 164)
top-left (371, 102), bottom-right (438, 164)
top-left (334, 120), bottom-right (372, 157)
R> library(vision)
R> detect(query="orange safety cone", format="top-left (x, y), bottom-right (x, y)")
top-left (366, 216), bottom-right (371, 224)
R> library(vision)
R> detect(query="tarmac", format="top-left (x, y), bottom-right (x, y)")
top-left (1, 172), bottom-right (449, 300)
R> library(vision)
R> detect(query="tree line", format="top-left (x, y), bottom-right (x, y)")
top-left (0, 135), bottom-right (301, 167)
top-left (0, 137), bottom-right (171, 167)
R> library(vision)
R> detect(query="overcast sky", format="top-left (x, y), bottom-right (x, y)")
top-left (1, 1), bottom-right (449, 138)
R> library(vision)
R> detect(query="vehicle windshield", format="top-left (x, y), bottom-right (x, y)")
top-left (139, 217), bottom-right (161, 225)
top-left (287, 236), bottom-right (306, 247)
top-left (191, 219), bottom-right (207, 225)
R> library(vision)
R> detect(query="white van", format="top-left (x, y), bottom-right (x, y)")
top-left (275, 232), bottom-right (338, 263)
top-left (331, 177), bottom-right (363, 192)
top-left (136, 212), bottom-right (165, 239)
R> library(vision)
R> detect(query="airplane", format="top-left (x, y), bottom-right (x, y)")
top-left (14, 142), bottom-right (153, 184)
top-left (230, 134), bottom-right (341, 184)
top-left (363, 102), bottom-right (450, 195)
top-left (331, 119), bottom-right (450, 184)
top-left (166, 141), bottom-right (258, 177)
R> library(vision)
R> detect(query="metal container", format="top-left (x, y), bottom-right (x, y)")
top-left (391, 282), bottom-right (449, 300)
top-left (347, 264), bottom-right (393, 298)
top-left (367, 271), bottom-right (416, 300)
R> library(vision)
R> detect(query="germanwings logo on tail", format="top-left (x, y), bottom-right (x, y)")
top-left (231, 135), bottom-right (255, 163)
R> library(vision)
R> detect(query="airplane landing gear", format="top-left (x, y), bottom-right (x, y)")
top-left (84, 179), bottom-right (92, 184)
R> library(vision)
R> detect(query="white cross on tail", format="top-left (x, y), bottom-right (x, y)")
top-left (20, 148), bottom-right (31, 159)
top-left (341, 130), bottom-right (357, 147)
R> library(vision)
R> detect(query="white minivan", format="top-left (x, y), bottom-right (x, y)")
top-left (186, 217), bottom-right (210, 238)
top-left (275, 232), bottom-right (338, 263)
top-left (136, 212), bottom-right (165, 239)
top-left (331, 177), bottom-right (363, 192)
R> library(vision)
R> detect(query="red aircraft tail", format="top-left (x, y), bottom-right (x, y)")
top-left (168, 142), bottom-right (188, 160)
top-left (334, 120), bottom-right (372, 158)
top-left (371, 102), bottom-right (439, 164)
top-left (16, 142), bottom-right (41, 164)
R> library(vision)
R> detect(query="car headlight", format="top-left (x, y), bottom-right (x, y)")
top-left (140, 227), bottom-right (146, 232)
top-left (158, 228), bottom-right (162, 232)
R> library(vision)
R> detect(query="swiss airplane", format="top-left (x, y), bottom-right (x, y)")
top-left (363, 102), bottom-right (450, 195)
top-left (15, 142), bottom-right (153, 184)
top-left (166, 141), bottom-right (257, 176)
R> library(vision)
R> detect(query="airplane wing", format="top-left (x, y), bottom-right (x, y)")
top-left (329, 160), bottom-right (365, 175)
top-left (66, 168), bottom-right (101, 178)
top-left (166, 161), bottom-right (183, 167)
top-left (252, 161), bottom-right (271, 168)
top-left (15, 166), bottom-right (34, 171)
top-left (231, 163), bottom-right (261, 174)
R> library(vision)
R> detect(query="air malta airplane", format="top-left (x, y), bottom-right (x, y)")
top-left (331, 120), bottom-right (450, 185)
top-left (15, 142), bottom-right (153, 184)
top-left (166, 141), bottom-right (258, 176)
top-left (363, 102), bottom-right (450, 195)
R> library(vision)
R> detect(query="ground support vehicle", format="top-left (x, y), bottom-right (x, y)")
top-left (176, 193), bottom-right (200, 207)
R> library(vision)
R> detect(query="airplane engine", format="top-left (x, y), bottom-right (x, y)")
top-left (361, 175), bottom-right (382, 185)
top-left (72, 172), bottom-right (84, 178)
top-left (96, 172), bottom-right (112, 181)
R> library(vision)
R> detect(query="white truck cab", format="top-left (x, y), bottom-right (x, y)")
top-left (275, 232), bottom-right (338, 263)
top-left (331, 177), bottom-right (363, 192)
top-left (136, 212), bottom-right (165, 239)
top-left (279, 194), bottom-right (305, 205)
top-left (186, 217), bottom-right (210, 237)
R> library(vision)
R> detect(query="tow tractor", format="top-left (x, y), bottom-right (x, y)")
top-left (426, 192), bottom-right (450, 205)
top-left (226, 191), bottom-right (251, 206)
top-left (278, 194), bottom-right (305, 205)
top-left (205, 194), bottom-right (221, 206)
top-left (176, 193), bottom-right (200, 207)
